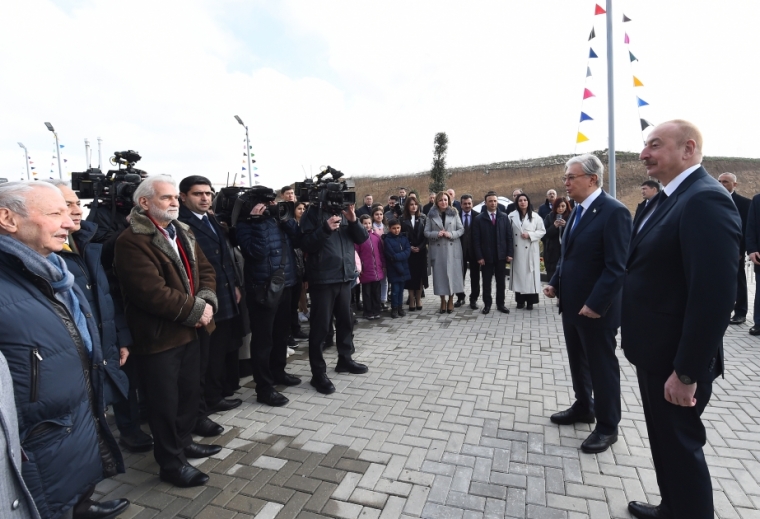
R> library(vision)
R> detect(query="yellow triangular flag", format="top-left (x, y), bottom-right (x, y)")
top-left (577, 132), bottom-right (589, 143)
top-left (633, 76), bottom-right (644, 87)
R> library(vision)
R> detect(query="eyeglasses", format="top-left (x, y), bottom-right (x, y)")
top-left (561, 173), bottom-right (591, 182)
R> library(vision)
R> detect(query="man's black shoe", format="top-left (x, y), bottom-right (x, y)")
top-left (454, 299), bottom-right (464, 308)
top-left (496, 306), bottom-right (510, 314)
top-left (159, 465), bottom-right (209, 488)
top-left (628, 501), bottom-right (672, 519)
top-left (750, 326), bottom-right (760, 336)
top-left (206, 398), bottom-right (242, 414)
top-left (74, 498), bottom-right (130, 519)
top-left (287, 336), bottom-right (297, 347)
top-left (310, 374), bottom-right (336, 394)
top-left (730, 315), bottom-right (747, 325)
top-left (293, 329), bottom-right (309, 340)
top-left (516, 302), bottom-right (525, 309)
top-left (273, 373), bottom-right (301, 386)
top-left (183, 442), bottom-right (222, 459)
top-left (550, 408), bottom-right (596, 425)
top-left (118, 430), bottom-right (153, 453)
top-left (482, 305), bottom-right (491, 314)
top-left (256, 390), bottom-right (289, 407)
top-left (193, 416), bottom-right (224, 437)
top-left (580, 430), bottom-right (618, 454)
top-left (469, 302), bottom-right (478, 310)
top-left (336, 358), bottom-right (369, 374)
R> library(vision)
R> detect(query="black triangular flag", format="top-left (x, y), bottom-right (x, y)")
top-left (589, 27), bottom-right (596, 40)
top-left (623, 14), bottom-right (631, 22)
top-left (640, 118), bottom-right (654, 131)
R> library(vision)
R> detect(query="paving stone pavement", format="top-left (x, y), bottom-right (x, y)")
top-left (98, 270), bottom-right (760, 519)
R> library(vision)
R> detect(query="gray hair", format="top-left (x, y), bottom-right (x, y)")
top-left (0, 181), bottom-right (61, 217)
top-left (566, 154), bottom-right (604, 188)
top-left (43, 179), bottom-right (71, 188)
top-left (719, 172), bottom-right (737, 182)
top-left (133, 175), bottom-right (176, 203)
top-left (546, 189), bottom-right (557, 196)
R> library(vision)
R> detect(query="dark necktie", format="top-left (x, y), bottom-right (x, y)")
top-left (491, 213), bottom-right (496, 225)
top-left (202, 214), bottom-right (217, 236)
top-left (166, 224), bottom-right (176, 240)
top-left (568, 205), bottom-right (584, 237)
top-left (637, 191), bottom-right (668, 233)
top-left (464, 213), bottom-right (469, 228)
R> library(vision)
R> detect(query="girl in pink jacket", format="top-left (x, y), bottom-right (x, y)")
top-left (356, 214), bottom-right (385, 319)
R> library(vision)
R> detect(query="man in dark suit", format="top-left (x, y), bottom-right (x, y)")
top-left (622, 120), bottom-right (741, 519)
top-left (746, 197), bottom-right (760, 335)
top-left (505, 188), bottom-right (523, 214)
top-left (538, 189), bottom-right (557, 219)
top-left (398, 187), bottom-right (407, 209)
top-left (543, 154), bottom-right (631, 454)
top-left (422, 192), bottom-right (436, 215)
top-left (634, 180), bottom-right (661, 221)
top-left (178, 176), bottom-right (243, 434)
top-left (473, 192), bottom-right (514, 314)
top-left (718, 173), bottom-right (751, 325)
top-left (355, 194), bottom-right (374, 219)
top-left (455, 194), bottom-right (480, 309)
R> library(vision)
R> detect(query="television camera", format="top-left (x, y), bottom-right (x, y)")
top-left (71, 150), bottom-right (145, 213)
top-left (214, 185), bottom-right (295, 228)
top-left (295, 166), bottom-right (356, 216)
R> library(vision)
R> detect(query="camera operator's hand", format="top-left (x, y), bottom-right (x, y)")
top-left (250, 203), bottom-right (267, 216)
top-left (342, 204), bottom-right (357, 222)
top-left (326, 215), bottom-right (342, 231)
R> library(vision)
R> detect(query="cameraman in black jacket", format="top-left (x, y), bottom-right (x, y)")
top-left (300, 201), bottom-right (369, 394)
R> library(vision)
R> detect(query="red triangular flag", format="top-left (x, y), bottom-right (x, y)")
top-left (595, 4), bottom-right (606, 15)
top-left (583, 88), bottom-right (595, 99)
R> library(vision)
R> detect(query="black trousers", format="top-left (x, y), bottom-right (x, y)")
top-left (361, 281), bottom-right (381, 317)
top-left (136, 341), bottom-right (199, 471)
top-left (290, 281), bottom-right (303, 334)
top-left (457, 254), bottom-right (480, 303)
top-left (201, 318), bottom-right (237, 409)
top-left (637, 368), bottom-right (713, 518)
top-left (562, 319), bottom-right (621, 435)
top-left (481, 260), bottom-right (506, 308)
top-left (111, 355), bottom-right (142, 436)
top-left (248, 287), bottom-right (291, 394)
top-left (309, 281), bottom-right (354, 375)
top-left (735, 256), bottom-right (748, 317)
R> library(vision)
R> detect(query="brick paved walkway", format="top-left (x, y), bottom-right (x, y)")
top-left (99, 269), bottom-right (760, 519)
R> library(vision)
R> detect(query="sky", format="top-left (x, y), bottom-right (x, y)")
top-left (2, 0), bottom-right (758, 189)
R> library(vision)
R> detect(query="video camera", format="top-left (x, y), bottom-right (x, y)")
top-left (213, 185), bottom-right (295, 228)
top-left (71, 150), bottom-right (145, 213)
top-left (295, 166), bottom-right (356, 216)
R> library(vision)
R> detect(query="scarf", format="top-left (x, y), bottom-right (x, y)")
top-left (0, 235), bottom-right (93, 357)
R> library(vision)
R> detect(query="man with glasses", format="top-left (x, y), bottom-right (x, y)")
top-left (544, 154), bottom-right (631, 455)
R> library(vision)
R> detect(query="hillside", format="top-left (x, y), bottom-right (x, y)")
top-left (351, 151), bottom-right (760, 213)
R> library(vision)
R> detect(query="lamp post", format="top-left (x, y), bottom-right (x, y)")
top-left (605, 0), bottom-right (616, 198)
top-left (44, 122), bottom-right (63, 179)
top-left (234, 115), bottom-right (252, 185)
top-left (17, 142), bottom-right (30, 180)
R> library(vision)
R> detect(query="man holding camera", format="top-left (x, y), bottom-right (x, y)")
top-left (236, 191), bottom-right (302, 406)
top-left (300, 200), bottom-right (369, 394)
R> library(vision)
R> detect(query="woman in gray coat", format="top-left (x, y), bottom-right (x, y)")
top-left (424, 191), bottom-right (465, 313)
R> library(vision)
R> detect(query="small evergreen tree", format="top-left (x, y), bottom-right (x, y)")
top-left (429, 132), bottom-right (448, 194)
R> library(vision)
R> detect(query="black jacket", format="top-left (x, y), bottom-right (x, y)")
top-left (299, 206), bottom-right (368, 285)
top-left (237, 216), bottom-right (300, 289)
top-left (731, 191), bottom-right (751, 254)
top-left (458, 209), bottom-right (479, 258)
top-left (472, 210), bottom-right (514, 264)
top-left (178, 205), bottom-right (240, 322)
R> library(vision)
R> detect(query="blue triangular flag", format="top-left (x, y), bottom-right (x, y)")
top-left (637, 97), bottom-right (649, 107)
top-left (59, 144), bottom-right (65, 148)
top-left (589, 48), bottom-right (598, 58)
top-left (242, 167), bottom-right (246, 170)
top-left (580, 112), bottom-right (594, 122)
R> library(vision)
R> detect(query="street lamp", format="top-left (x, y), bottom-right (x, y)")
top-left (234, 115), bottom-right (253, 185)
top-left (44, 122), bottom-right (63, 179)
top-left (17, 143), bottom-right (30, 180)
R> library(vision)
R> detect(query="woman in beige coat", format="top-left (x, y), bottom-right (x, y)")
top-left (424, 192), bottom-right (465, 313)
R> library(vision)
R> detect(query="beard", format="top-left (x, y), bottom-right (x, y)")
top-left (149, 202), bottom-right (179, 223)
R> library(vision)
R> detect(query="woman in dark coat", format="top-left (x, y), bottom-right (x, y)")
top-left (400, 197), bottom-right (428, 311)
top-left (542, 197), bottom-right (571, 281)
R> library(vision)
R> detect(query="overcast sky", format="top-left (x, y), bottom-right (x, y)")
top-left (2, 0), bottom-right (758, 188)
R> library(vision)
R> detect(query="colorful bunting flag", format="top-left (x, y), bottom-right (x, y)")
top-left (577, 132), bottom-right (589, 143)
top-left (589, 48), bottom-right (598, 58)
top-left (583, 88), bottom-right (595, 99)
top-left (637, 97), bottom-right (649, 107)
top-left (242, 167), bottom-right (246, 170)
top-left (633, 76), bottom-right (644, 87)
top-left (594, 4), bottom-right (606, 15)
top-left (623, 14), bottom-right (631, 22)
top-left (580, 112), bottom-right (594, 122)
top-left (589, 28), bottom-right (596, 40)
top-left (586, 66), bottom-right (592, 77)
top-left (629, 51), bottom-right (638, 61)
top-left (59, 145), bottom-right (65, 148)
top-left (640, 118), bottom-right (654, 130)
top-left (624, 33), bottom-right (630, 44)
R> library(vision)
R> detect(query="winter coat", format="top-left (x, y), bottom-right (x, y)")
top-left (382, 233), bottom-right (412, 283)
top-left (57, 221), bottom-right (129, 406)
top-left (400, 215), bottom-right (429, 289)
top-left (236, 216), bottom-right (300, 289)
top-left (300, 206), bottom-right (369, 285)
top-left (0, 250), bottom-right (124, 519)
top-left (472, 210), bottom-right (514, 265)
top-left (114, 208), bottom-right (218, 355)
top-left (424, 207), bottom-right (465, 295)
top-left (178, 205), bottom-right (240, 322)
top-left (355, 232), bottom-right (385, 284)
top-left (508, 211), bottom-right (546, 294)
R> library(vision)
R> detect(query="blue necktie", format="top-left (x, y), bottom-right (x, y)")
top-left (569, 205), bottom-right (584, 237)
top-left (166, 224), bottom-right (176, 240)
top-left (202, 214), bottom-right (217, 236)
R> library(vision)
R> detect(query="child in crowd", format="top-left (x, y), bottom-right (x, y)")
top-left (371, 206), bottom-right (389, 310)
top-left (383, 218), bottom-right (411, 318)
top-left (355, 214), bottom-right (385, 319)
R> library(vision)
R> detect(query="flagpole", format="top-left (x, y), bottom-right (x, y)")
top-left (234, 115), bottom-right (252, 186)
top-left (606, 0), bottom-right (616, 198)
top-left (17, 143), bottom-right (30, 181)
